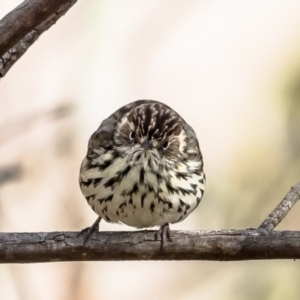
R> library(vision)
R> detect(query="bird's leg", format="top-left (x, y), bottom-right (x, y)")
top-left (155, 223), bottom-right (173, 249)
top-left (78, 216), bottom-right (102, 245)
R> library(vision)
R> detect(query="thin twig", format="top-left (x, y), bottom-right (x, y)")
top-left (258, 182), bottom-right (300, 230)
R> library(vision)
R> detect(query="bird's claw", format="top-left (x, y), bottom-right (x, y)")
top-left (155, 223), bottom-right (173, 249)
top-left (78, 216), bottom-right (101, 246)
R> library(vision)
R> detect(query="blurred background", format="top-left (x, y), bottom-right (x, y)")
top-left (1, 0), bottom-right (300, 299)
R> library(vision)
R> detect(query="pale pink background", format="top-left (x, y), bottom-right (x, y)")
top-left (1, 1), bottom-right (300, 299)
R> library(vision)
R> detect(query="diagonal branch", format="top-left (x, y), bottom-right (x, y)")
top-left (258, 182), bottom-right (300, 230)
top-left (0, 0), bottom-right (78, 78)
top-left (1, 229), bottom-right (300, 263)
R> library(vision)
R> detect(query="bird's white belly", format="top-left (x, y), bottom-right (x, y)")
top-left (80, 154), bottom-right (205, 228)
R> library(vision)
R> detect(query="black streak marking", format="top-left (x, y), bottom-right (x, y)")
top-left (93, 177), bottom-right (103, 187)
top-left (178, 187), bottom-right (190, 196)
top-left (104, 177), bottom-right (116, 188)
top-left (102, 206), bottom-right (111, 222)
top-left (155, 172), bottom-right (164, 184)
top-left (81, 178), bottom-right (93, 187)
top-left (85, 194), bottom-right (96, 202)
top-left (98, 194), bottom-right (113, 204)
top-left (179, 199), bottom-right (191, 214)
top-left (95, 160), bottom-right (111, 171)
top-left (175, 172), bottom-right (190, 180)
top-left (163, 165), bottom-right (170, 172)
top-left (150, 202), bottom-right (155, 213)
top-left (179, 199), bottom-right (185, 207)
top-left (157, 195), bottom-right (167, 205)
top-left (166, 182), bottom-right (178, 194)
top-left (191, 184), bottom-right (197, 190)
top-left (139, 168), bottom-right (145, 184)
top-left (141, 194), bottom-right (146, 207)
top-left (118, 165), bottom-right (131, 180)
top-left (148, 158), bottom-right (153, 169)
top-left (180, 199), bottom-right (190, 209)
top-left (119, 202), bottom-right (126, 213)
top-left (130, 183), bottom-right (139, 195)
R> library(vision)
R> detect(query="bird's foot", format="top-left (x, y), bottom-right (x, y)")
top-left (78, 216), bottom-right (101, 246)
top-left (155, 223), bottom-right (173, 249)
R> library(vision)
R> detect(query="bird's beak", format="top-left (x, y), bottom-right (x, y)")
top-left (140, 139), bottom-right (153, 150)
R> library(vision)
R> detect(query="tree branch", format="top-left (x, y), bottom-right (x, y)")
top-left (0, 183), bottom-right (300, 263)
top-left (0, 0), bottom-right (78, 77)
top-left (1, 229), bottom-right (300, 263)
top-left (259, 182), bottom-right (300, 230)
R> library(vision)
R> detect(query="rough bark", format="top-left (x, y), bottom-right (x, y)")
top-left (1, 230), bottom-right (300, 263)
top-left (0, 0), bottom-right (77, 77)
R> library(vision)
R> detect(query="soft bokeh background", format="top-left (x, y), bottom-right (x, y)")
top-left (1, 0), bottom-right (300, 299)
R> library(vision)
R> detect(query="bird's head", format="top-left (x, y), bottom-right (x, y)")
top-left (114, 103), bottom-right (187, 163)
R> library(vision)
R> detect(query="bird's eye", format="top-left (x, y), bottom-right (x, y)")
top-left (163, 141), bottom-right (169, 150)
top-left (129, 131), bottom-right (135, 141)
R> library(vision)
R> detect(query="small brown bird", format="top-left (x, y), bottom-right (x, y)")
top-left (79, 100), bottom-right (205, 247)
